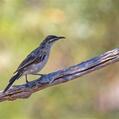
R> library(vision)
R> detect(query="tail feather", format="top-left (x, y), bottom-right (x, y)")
top-left (3, 72), bottom-right (22, 93)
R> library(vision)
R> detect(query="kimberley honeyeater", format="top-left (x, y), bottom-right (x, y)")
top-left (3, 35), bottom-right (65, 93)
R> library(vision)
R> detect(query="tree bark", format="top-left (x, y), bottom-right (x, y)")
top-left (0, 48), bottom-right (119, 102)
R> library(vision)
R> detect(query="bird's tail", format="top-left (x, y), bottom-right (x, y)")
top-left (3, 72), bottom-right (22, 93)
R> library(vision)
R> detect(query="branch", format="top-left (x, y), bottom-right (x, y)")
top-left (0, 48), bottom-right (119, 102)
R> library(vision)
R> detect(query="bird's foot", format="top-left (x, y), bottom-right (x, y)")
top-left (26, 79), bottom-right (29, 83)
top-left (25, 81), bottom-right (31, 87)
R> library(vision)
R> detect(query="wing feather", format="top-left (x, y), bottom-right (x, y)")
top-left (14, 48), bottom-right (39, 73)
top-left (14, 49), bottom-right (47, 73)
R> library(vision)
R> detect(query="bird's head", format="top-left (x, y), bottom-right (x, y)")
top-left (41, 35), bottom-right (65, 47)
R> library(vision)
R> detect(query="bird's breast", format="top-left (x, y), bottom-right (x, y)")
top-left (23, 55), bottom-right (49, 75)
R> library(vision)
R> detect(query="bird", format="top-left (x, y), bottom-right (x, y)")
top-left (3, 35), bottom-right (65, 93)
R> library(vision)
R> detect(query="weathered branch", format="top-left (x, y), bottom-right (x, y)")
top-left (0, 48), bottom-right (119, 102)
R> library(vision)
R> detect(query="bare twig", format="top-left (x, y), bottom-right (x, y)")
top-left (0, 48), bottom-right (119, 102)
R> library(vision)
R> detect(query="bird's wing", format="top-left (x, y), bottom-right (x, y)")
top-left (14, 48), bottom-right (47, 73)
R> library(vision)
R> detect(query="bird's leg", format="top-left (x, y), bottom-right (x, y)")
top-left (25, 75), bottom-right (29, 83)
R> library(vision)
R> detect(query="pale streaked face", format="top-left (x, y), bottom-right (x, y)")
top-left (44, 35), bottom-right (65, 44)
top-left (40, 35), bottom-right (65, 49)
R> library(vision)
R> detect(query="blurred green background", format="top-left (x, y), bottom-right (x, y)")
top-left (1, 0), bottom-right (119, 119)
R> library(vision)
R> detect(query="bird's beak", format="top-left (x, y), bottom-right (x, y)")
top-left (54, 36), bottom-right (65, 42)
top-left (58, 36), bottom-right (65, 39)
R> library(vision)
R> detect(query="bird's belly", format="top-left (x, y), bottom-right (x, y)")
top-left (23, 58), bottom-right (48, 75)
